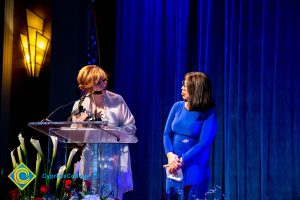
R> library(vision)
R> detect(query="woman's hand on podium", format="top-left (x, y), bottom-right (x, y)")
top-left (73, 112), bottom-right (88, 121)
top-left (71, 112), bottom-right (89, 128)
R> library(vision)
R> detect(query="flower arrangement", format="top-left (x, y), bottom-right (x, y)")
top-left (162, 185), bottom-right (225, 200)
top-left (9, 133), bottom-right (117, 200)
top-left (204, 185), bottom-right (225, 200)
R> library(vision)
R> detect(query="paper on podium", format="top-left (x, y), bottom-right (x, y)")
top-left (166, 168), bottom-right (183, 182)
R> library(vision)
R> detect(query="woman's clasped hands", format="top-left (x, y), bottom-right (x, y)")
top-left (163, 152), bottom-right (183, 174)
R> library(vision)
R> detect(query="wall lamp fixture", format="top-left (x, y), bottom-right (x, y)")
top-left (20, 9), bottom-right (49, 77)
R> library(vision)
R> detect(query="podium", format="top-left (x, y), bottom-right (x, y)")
top-left (28, 121), bottom-right (138, 199)
top-left (28, 121), bottom-right (138, 144)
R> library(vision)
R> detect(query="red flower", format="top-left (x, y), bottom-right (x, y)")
top-left (34, 198), bottom-right (43, 200)
top-left (64, 179), bottom-right (72, 190)
top-left (84, 180), bottom-right (91, 188)
top-left (8, 188), bottom-right (20, 200)
top-left (40, 185), bottom-right (49, 193)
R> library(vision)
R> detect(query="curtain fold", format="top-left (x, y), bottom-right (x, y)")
top-left (113, 0), bottom-right (300, 199)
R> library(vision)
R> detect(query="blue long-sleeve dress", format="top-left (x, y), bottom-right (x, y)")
top-left (163, 101), bottom-right (217, 199)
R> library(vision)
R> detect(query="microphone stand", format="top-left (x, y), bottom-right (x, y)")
top-left (42, 94), bottom-right (91, 122)
top-left (97, 125), bottom-right (120, 142)
top-left (42, 101), bottom-right (77, 122)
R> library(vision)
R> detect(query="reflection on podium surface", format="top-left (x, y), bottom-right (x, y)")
top-left (28, 121), bottom-right (138, 144)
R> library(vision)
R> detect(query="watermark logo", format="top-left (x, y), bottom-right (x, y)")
top-left (8, 162), bottom-right (36, 190)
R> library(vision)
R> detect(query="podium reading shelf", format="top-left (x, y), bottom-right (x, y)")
top-left (28, 121), bottom-right (138, 144)
top-left (28, 121), bottom-right (137, 198)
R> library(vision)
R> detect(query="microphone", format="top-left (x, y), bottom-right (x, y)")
top-left (91, 90), bottom-right (103, 121)
top-left (93, 91), bottom-right (102, 95)
top-left (70, 91), bottom-right (103, 121)
top-left (42, 94), bottom-right (91, 122)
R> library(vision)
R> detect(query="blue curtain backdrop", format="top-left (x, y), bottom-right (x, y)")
top-left (113, 0), bottom-right (300, 199)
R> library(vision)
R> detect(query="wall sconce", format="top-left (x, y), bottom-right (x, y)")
top-left (20, 9), bottom-right (49, 77)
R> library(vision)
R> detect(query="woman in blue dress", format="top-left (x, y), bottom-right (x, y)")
top-left (163, 72), bottom-right (217, 199)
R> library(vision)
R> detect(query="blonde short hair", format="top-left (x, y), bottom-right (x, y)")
top-left (77, 65), bottom-right (108, 93)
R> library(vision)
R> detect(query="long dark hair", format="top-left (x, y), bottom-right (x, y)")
top-left (185, 72), bottom-right (215, 111)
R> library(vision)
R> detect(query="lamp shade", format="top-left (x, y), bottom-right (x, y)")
top-left (20, 9), bottom-right (49, 77)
